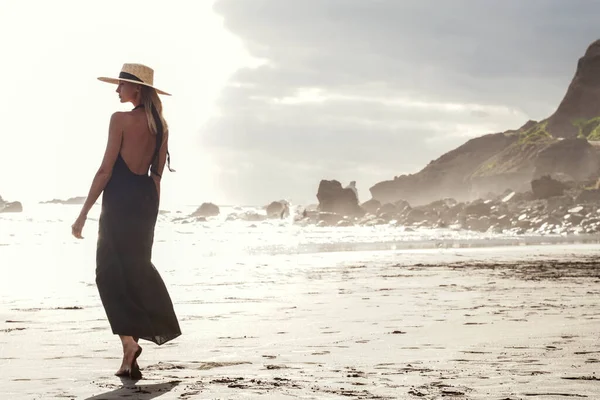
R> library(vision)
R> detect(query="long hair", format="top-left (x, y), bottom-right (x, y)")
top-left (140, 85), bottom-right (168, 136)
top-left (140, 85), bottom-right (174, 175)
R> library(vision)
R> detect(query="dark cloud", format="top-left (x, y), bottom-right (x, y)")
top-left (203, 0), bottom-right (600, 204)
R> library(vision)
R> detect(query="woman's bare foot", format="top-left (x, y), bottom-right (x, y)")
top-left (115, 336), bottom-right (143, 379)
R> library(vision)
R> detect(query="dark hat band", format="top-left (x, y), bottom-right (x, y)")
top-left (119, 71), bottom-right (143, 83)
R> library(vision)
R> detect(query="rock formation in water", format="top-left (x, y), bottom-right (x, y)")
top-left (192, 202), bottom-right (220, 217)
top-left (0, 195), bottom-right (23, 213)
top-left (41, 196), bottom-right (87, 205)
top-left (369, 39), bottom-right (600, 206)
top-left (344, 181), bottom-right (359, 202)
top-left (316, 180), bottom-right (364, 217)
top-left (304, 184), bottom-right (600, 236)
top-left (265, 200), bottom-right (290, 219)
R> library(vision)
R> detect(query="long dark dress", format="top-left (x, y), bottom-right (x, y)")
top-left (95, 114), bottom-right (181, 346)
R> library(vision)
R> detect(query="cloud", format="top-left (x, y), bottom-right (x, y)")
top-left (203, 0), bottom-right (600, 205)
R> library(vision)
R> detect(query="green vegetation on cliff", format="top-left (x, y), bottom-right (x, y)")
top-left (473, 121), bottom-right (557, 178)
top-left (517, 120), bottom-right (553, 146)
top-left (573, 117), bottom-right (600, 140)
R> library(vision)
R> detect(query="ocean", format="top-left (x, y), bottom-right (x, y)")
top-left (1, 200), bottom-right (597, 311)
top-left (2, 202), bottom-right (599, 255)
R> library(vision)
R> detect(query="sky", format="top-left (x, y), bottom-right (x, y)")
top-left (1, 1), bottom-right (600, 207)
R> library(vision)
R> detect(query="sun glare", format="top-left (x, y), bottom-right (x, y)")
top-left (0, 0), bottom-right (255, 207)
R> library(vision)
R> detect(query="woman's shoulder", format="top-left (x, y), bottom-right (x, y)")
top-left (110, 111), bottom-right (129, 120)
top-left (109, 112), bottom-right (143, 136)
top-left (109, 110), bottom-right (138, 126)
top-left (112, 110), bottom-right (139, 118)
top-left (108, 111), bottom-right (126, 125)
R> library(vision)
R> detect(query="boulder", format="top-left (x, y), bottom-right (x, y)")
top-left (266, 200), bottom-right (289, 219)
top-left (376, 203), bottom-right (398, 216)
top-left (493, 214), bottom-right (512, 230)
top-left (440, 203), bottom-right (465, 225)
top-left (297, 209), bottom-right (318, 221)
top-left (466, 216), bottom-right (492, 232)
top-left (405, 208), bottom-right (427, 225)
top-left (500, 191), bottom-right (516, 203)
top-left (564, 212), bottom-right (585, 226)
top-left (316, 180), bottom-right (364, 217)
top-left (531, 175), bottom-right (566, 199)
top-left (361, 199), bottom-right (381, 214)
top-left (192, 202), bottom-right (220, 217)
top-left (536, 215), bottom-right (563, 231)
top-left (345, 181), bottom-right (359, 202)
top-left (575, 189), bottom-right (600, 204)
top-left (0, 201), bottom-right (23, 213)
top-left (394, 199), bottom-right (412, 214)
top-left (464, 200), bottom-right (492, 217)
top-left (358, 213), bottom-right (378, 226)
top-left (546, 195), bottom-right (574, 212)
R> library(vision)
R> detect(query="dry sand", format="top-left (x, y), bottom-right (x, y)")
top-left (1, 244), bottom-right (599, 399)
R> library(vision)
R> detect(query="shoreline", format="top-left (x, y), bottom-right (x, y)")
top-left (3, 202), bottom-right (600, 256)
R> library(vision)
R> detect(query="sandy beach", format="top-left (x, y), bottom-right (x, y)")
top-left (0, 241), bottom-right (599, 399)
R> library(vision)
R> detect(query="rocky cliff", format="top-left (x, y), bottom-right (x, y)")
top-left (370, 132), bottom-right (517, 204)
top-left (546, 39), bottom-right (600, 138)
top-left (370, 40), bottom-right (600, 205)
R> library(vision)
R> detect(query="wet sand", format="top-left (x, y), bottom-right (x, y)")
top-left (1, 244), bottom-right (599, 399)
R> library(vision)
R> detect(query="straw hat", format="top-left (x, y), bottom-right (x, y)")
top-left (98, 63), bottom-right (171, 96)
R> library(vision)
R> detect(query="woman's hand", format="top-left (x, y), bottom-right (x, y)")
top-left (71, 214), bottom-right (87, 239)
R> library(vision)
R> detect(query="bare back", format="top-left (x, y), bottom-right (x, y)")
top-left (118, 108), bottom-right (157, 175)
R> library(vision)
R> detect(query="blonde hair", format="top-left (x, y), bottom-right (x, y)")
top-left (140, 85), bottom-right (168, 136)
top-left (139, 85), bottom-right (174, 175)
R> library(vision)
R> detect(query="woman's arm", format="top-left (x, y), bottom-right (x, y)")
top-left (78, 113), bottom-right (124, 218)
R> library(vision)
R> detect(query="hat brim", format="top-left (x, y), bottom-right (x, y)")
top-left (97, 77), bottom-right (171, 96)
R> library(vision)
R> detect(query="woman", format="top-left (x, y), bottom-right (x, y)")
top-left (71, 63), bottom-right (182, 380)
